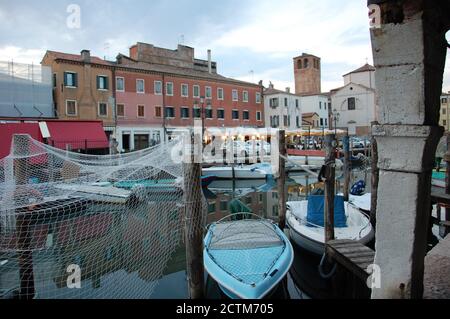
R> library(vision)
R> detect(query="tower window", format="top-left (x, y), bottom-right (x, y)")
top-left (304, 58), bottom-right (309, 68)
top-left (297, 60), bottom-right (302, 69)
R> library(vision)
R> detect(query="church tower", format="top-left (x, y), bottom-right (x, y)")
top-left (293, 53), bottom-right (321, 95)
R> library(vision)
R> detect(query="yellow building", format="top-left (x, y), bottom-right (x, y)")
top-left (440, 93), bottom-right (450, 131)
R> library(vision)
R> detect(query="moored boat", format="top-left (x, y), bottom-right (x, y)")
top-left (202, 163), bottom-right (273, 179)
top-left (286, 196), bottom-right (374, 255)
top-left (203, 214), bottom-right (293, 299)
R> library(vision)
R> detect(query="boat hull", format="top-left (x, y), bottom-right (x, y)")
top-left (202, 166), bottom-right (269, 179)
top-left (203, 223), bottom-right (293, 299)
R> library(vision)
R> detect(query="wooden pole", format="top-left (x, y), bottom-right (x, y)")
top-left (343, 133), bottom-right (350, 202)
top-left (443, 134), bottom-right (450, 237)
top-left (370, 130), bottom-right (379, 228)
top-left (183, 131), bottom-right (204, 299)
top-left (324, 134), bottom-right (336, 243)
top-left (277, 130), bottom-right (287, 230)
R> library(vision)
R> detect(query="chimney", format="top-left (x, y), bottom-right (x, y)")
top-left (207, 49), bottom-right (212, 74)
top-left (269, 81), bottom-right (274, 89)
top-left (258, 80), bottom-right (263, 86)
top-left (286, 87), bottom-right (290, 93)
top-left (81, 50), bottom-right (91, 63)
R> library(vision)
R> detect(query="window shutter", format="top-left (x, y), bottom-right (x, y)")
top-left (73, 73), bottom-right (78, 87)
top-left (64, 72), bottom-right (68, 86)
top-left (105, 77), bottom-right (109, 90)
top-left (96, 76), bottom-right (100, 89)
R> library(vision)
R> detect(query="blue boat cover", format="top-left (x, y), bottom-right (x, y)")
top-left (306, 195), bottom-right (347, 228)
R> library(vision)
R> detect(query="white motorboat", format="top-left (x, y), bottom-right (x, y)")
top-left (202, 163), bottom-right (273, 179)
top-left (286, 197), bottom-right (374, 255)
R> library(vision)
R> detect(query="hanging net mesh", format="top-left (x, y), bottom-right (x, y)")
top-left (205, 216), bottom-right (286, 285)
top-left (0, 134), bottom-right (207, 299)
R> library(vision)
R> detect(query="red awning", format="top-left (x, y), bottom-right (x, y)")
top-left (45, 121), bottom-right (109, 151)
top-left (0, 123), bottom-right (43, 159)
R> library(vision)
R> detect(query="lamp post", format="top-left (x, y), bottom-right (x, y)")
top-left (332, 109), bottom-right (340, 136)
top-left (199, 96), bottom-right (205, 146)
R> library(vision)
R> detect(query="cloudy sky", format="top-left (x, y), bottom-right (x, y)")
top-left (0, 0), bottom-right (449, 92)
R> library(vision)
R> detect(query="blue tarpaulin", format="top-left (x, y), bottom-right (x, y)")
top-left (306, 195), bottom-right (347, 228)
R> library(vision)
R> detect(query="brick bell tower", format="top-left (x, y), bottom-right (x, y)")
top-left (293, 53), bottom-right (321, 95)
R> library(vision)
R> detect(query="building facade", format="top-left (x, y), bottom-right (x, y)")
top-left (263, 84), bottom-right (302, 131)
top-left (439, 92), bottom-right (450, 131)
top-left (293, 53), bottom-right (321, 95)
top-left (42, 43), bottom-right (264, 152)
top-left (299, 93), bottom-right (330, 129)
top-left (330, 64), bottom-right (377, 136)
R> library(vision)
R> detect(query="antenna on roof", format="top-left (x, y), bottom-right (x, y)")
top-left (179, 34), bottom-right (185, 45)
top-left (249, 70), bottom-right (254, 83)
top-left (104, 41), bottom-right (111, 60)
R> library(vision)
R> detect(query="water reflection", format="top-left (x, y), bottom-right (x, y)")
top-left (0, 171), bottom-right (370, 299)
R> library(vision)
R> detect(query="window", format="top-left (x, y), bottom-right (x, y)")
top-left (319, 102), bottom-right (322, 109)
top-left (297, 60), bottom-right (302, 69)
top-left (270, 98), bottom-right (279, 108)
top-left (296, 99), bottom-right (299, 108)
top-left (284, 98), bottom-right (288, 107)
top-left (53, 73), bottom-right (57, 88)
top-left (256, 111), bottom-right (262, 121)
top-left (137, 105), bottom-right (145, 118)
top-left (181, 84), bottom-right (189, 97)
top-left (208, 202), bottom-right (216, 214)
top-left (98, 102), bottom-right (108, 116)
top-left (64, 72), bottom-right (77, 87)
top-left (243, 91), bottom-right (249, 103)
top-left (443, 108), bottom-right (447, 115)
top-left (304, 58), bottom-right (309, 68)
top-left (155, 106), bottom-right (162, 118)
top-left (154, 81), bottom-right (162, 95)
top-left (296, 116), bottom-right (300, 128)
top-left (137, 79), bottom-right (145, 93)
top-left (181, 107), bottom-right (190, 119)
top-left (66, 100), bottom-right (77, 116)
top-left (284, 115), bottom-right (288, 126)
top-left (220, 201), bottom-right (228, 211)
top-left (348, 97), bottom-right (356, 110)
top-left (166, 82), bottom-right (174, 96)
top-left (256, 92), bottom-right (261, 104)
top-left (320, 118), bottom-right (324, 127)
top-left (193, 107), bottom-right (201, 118)
top-left (205, 86), bottom-right (212, 99)
top-left (243, 111), bottom-right (249, 121)
top-left (193, 85), bottom-right (200, 98)
top-left (217, 109), bottom-right (225, 120)
top-left (232, 89), bottom-right (238, 102)
top-left (444, 120), bottom-right (447, 126)
top-left (116, 77), bottom-right (124, 92)
top-left (232, 109), bottom-right (239, 120)
top-left (217, 88), bottom-right (224, 100)
top-left (442, 98), bottom-right (448, 104)
top-left (97, 76), bottom-right (109, 90)
top-left (205, 107), bottom-right (213, 119)
top-left (325, 119), bottom-right (328, 126)
top-left (165, 106), bottom-right (175, 118)
top-left (324, 102), bottom-right (327, 110)
top-left (117, 104), bottom-right (125, 117)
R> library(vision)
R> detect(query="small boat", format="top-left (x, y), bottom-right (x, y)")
top-left (203, 214), bottom-right (293, 299)
top-left (286, 195), bottom-right (374, 255)
top-left (432, 171), bottom-right (445, 188)
top-left (114, 175), bottom-right (216, 189)
top-left (202, 163), bottom-right (272, 179)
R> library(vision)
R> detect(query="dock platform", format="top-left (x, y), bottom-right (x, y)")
top-left (326, 239), bottom-right (375, 282)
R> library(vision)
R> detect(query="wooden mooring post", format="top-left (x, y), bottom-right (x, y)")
top-left (370, 128), bottom-right (379, 227)
top-left (443, 134), bottom-right (450, 237)
top-left (183, 131), bottom-right (204, 299)
top-left (277, 130), bottom-right (287, 230)
top-left (324, 134), bottom-right (336, 242)
top-left (343, 133), bottom-right (350, 202)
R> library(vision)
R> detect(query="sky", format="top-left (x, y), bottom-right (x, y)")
top-left (0, 0), bottom-right (449, 93)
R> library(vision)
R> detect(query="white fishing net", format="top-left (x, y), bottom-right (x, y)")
top-left (0, 134), bottom-right (207, 299)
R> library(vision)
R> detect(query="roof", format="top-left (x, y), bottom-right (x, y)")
top-left (330, 82), bottom-right (376, 94)
top-left (302, 112), bottom-right (320, 117)
top-left (298, 92), bottom-right (330, 98)
top-left (45, 121), bottom-right (109, 150)
top-left (44, 50), bottom-right (261, 88)
top-left (0, 123), bottom-right (43, 159)
top-left (45, 50), bottom-right (115, 66)
top-left (343, 63), bottom-right (376, 77)
top-left (293, 53), bottom-right (321, 60)
top-left (263, 86), bottom-right (300, 97)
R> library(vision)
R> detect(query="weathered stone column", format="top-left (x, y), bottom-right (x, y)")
top-left (368, 0), bottom-right (449, 299)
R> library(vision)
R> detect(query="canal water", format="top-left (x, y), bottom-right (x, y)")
top-left (0, 169), bottom-right (371, 299)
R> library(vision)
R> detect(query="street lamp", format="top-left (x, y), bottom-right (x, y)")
top-left (332, 108), bottom-right (340, 136)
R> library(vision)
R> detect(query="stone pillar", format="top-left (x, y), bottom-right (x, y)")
top-left (368, 0), bottom-right (448, 299)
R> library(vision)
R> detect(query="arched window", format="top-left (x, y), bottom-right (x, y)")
top-left (304, 58), bottom-right (309, 68)
top-left (297, 59), bottom-right (302, 69)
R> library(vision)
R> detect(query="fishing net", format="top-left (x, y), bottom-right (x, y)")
top-left (205, 216), bottom-right (286, 285)
top-left (0, 134), bottom-right (207, 299)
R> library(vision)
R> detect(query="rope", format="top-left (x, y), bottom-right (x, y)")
top-left (318, 252), bottom-right (337, 279)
